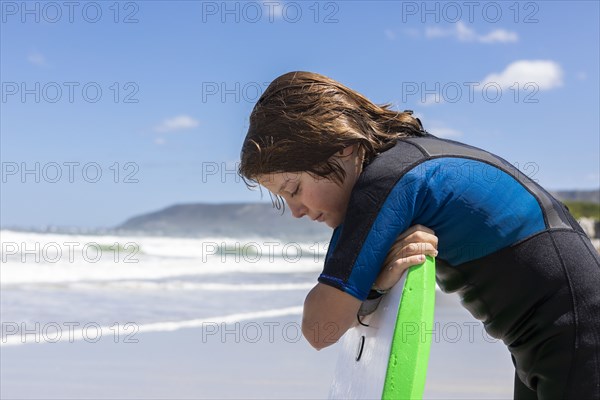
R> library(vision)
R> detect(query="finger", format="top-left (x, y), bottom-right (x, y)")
top-left (401, 242), bottom-right (438, 257)
top-left (390, 234), bottom-right (438, 257)
top-left (388, 254), bottom-right (427, 270)
top-left (390, 241), bottom-right (437, 255)
top-left (383, 253), bottom-right (431, 270)
top-left (374, 254), bottom-right (427, 290)
top-left (384, 242), bottom-right (438, 265)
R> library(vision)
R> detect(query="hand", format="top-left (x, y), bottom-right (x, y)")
top-left (373, 225), bottom-right (438, 291)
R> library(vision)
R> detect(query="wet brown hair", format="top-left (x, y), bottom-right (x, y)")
top-left (238, 71), bottom-right (425, 209)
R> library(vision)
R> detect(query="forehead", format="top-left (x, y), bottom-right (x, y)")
top-left (257, 171), bottom-right (303, 193)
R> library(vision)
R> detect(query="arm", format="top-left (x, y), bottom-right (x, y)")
top-left (302, 225), bottom-right (438, 350)
top-left (301, 283), bottom-right (361, 350)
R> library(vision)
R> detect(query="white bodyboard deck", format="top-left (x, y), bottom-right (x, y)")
top-left (328, 257), bottom-right (436, 399)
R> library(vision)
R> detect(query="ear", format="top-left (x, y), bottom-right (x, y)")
top-left (337, 144), bottom-right (356, 157)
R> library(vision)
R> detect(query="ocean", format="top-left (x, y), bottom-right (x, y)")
top-left (1, 229), bottom-right (327, 346)
top-left (1, 229), bottom-right (515, 399)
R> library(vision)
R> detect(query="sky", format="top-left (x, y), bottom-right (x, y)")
top-left (1, 0), bottom-right (599, 228)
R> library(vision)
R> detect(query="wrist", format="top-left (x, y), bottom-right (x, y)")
top-left (367, 285), bottom-right (389, 299)
top-left (358, 285), bottom-right (390, 316)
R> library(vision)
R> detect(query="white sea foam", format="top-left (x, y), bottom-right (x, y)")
top-left (0, 230), bottom-right (327, 286)
top-left (0, 230), bottom-right (327, 259)
top-left (65, 281), bottom-right (315, 292)
top-left (0, 257), bottom-right (322, 286)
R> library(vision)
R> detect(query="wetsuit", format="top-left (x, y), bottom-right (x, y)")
top-left (318, 133), bottom-right (600, 399)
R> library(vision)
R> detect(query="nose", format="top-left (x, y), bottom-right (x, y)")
top-left (288, 199), bottom-right (308, 219)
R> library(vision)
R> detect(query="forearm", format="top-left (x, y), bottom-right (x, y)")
top-left (301, 283), bottom-right (361, 350)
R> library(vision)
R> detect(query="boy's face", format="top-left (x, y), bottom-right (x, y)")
top-left (257, 145), bottom-right (363, 229)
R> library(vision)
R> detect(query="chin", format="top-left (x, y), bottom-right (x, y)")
top-left (326, 217), bottom-right (341, 229)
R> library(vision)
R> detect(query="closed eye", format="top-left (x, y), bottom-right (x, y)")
top-left (290, 185), bottom-right (300, 198)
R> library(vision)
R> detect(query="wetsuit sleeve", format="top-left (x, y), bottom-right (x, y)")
top-left (318, 168), bottom-right (428, 301)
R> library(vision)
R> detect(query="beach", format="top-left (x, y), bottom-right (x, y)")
top-left (1, 293), bottom-right (514, 399)
top-left (1, 230), bottom-right (514, 399)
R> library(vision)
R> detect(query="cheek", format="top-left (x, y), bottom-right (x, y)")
top-left (315, 184), bottom-right (349, 211)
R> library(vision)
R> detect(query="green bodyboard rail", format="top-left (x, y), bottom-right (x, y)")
top-left (382, 256), bottom-right (436, 399)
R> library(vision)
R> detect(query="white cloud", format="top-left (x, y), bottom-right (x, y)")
top-left (403, 28), bottom-right (420, 38)
top-left (479, 29), bottom-right (519, 44)
top-left (154, 138), bottom-right (166, 145)
top-left (425, 21), bottom-right (518, 44)
top-left (385, 29), bottom-right (396, 40)
top-left (27, 51), bottom-right (48, 67)
top-left (153, 115), bottom-right (199, 133)
top-left (425, 26), bottom-right (451, 39)
top-left (576, 71), bottom-right (587, 81)
top-left (482, 60), bottom-right (564, 90)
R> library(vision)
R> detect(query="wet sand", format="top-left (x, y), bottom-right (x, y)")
top-left (1, 292), bottom-right (514, 399)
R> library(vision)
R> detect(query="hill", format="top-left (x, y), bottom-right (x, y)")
top-left (552, 189), bottom-right (599, 203)
top-left (116, 202), bottom-right (331, 240)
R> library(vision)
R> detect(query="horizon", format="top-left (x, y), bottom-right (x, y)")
top-left (2, 188), bottom-right (598, 232)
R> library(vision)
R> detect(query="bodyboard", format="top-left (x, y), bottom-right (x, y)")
top-left (328, 256), bottom-right (436, 399)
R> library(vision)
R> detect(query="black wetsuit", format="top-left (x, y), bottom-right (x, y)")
top-left (318, 133), bottom-right (600, 399)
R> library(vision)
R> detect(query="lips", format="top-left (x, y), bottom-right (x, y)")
top-left (309, 213), bottom-right (326, 222)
